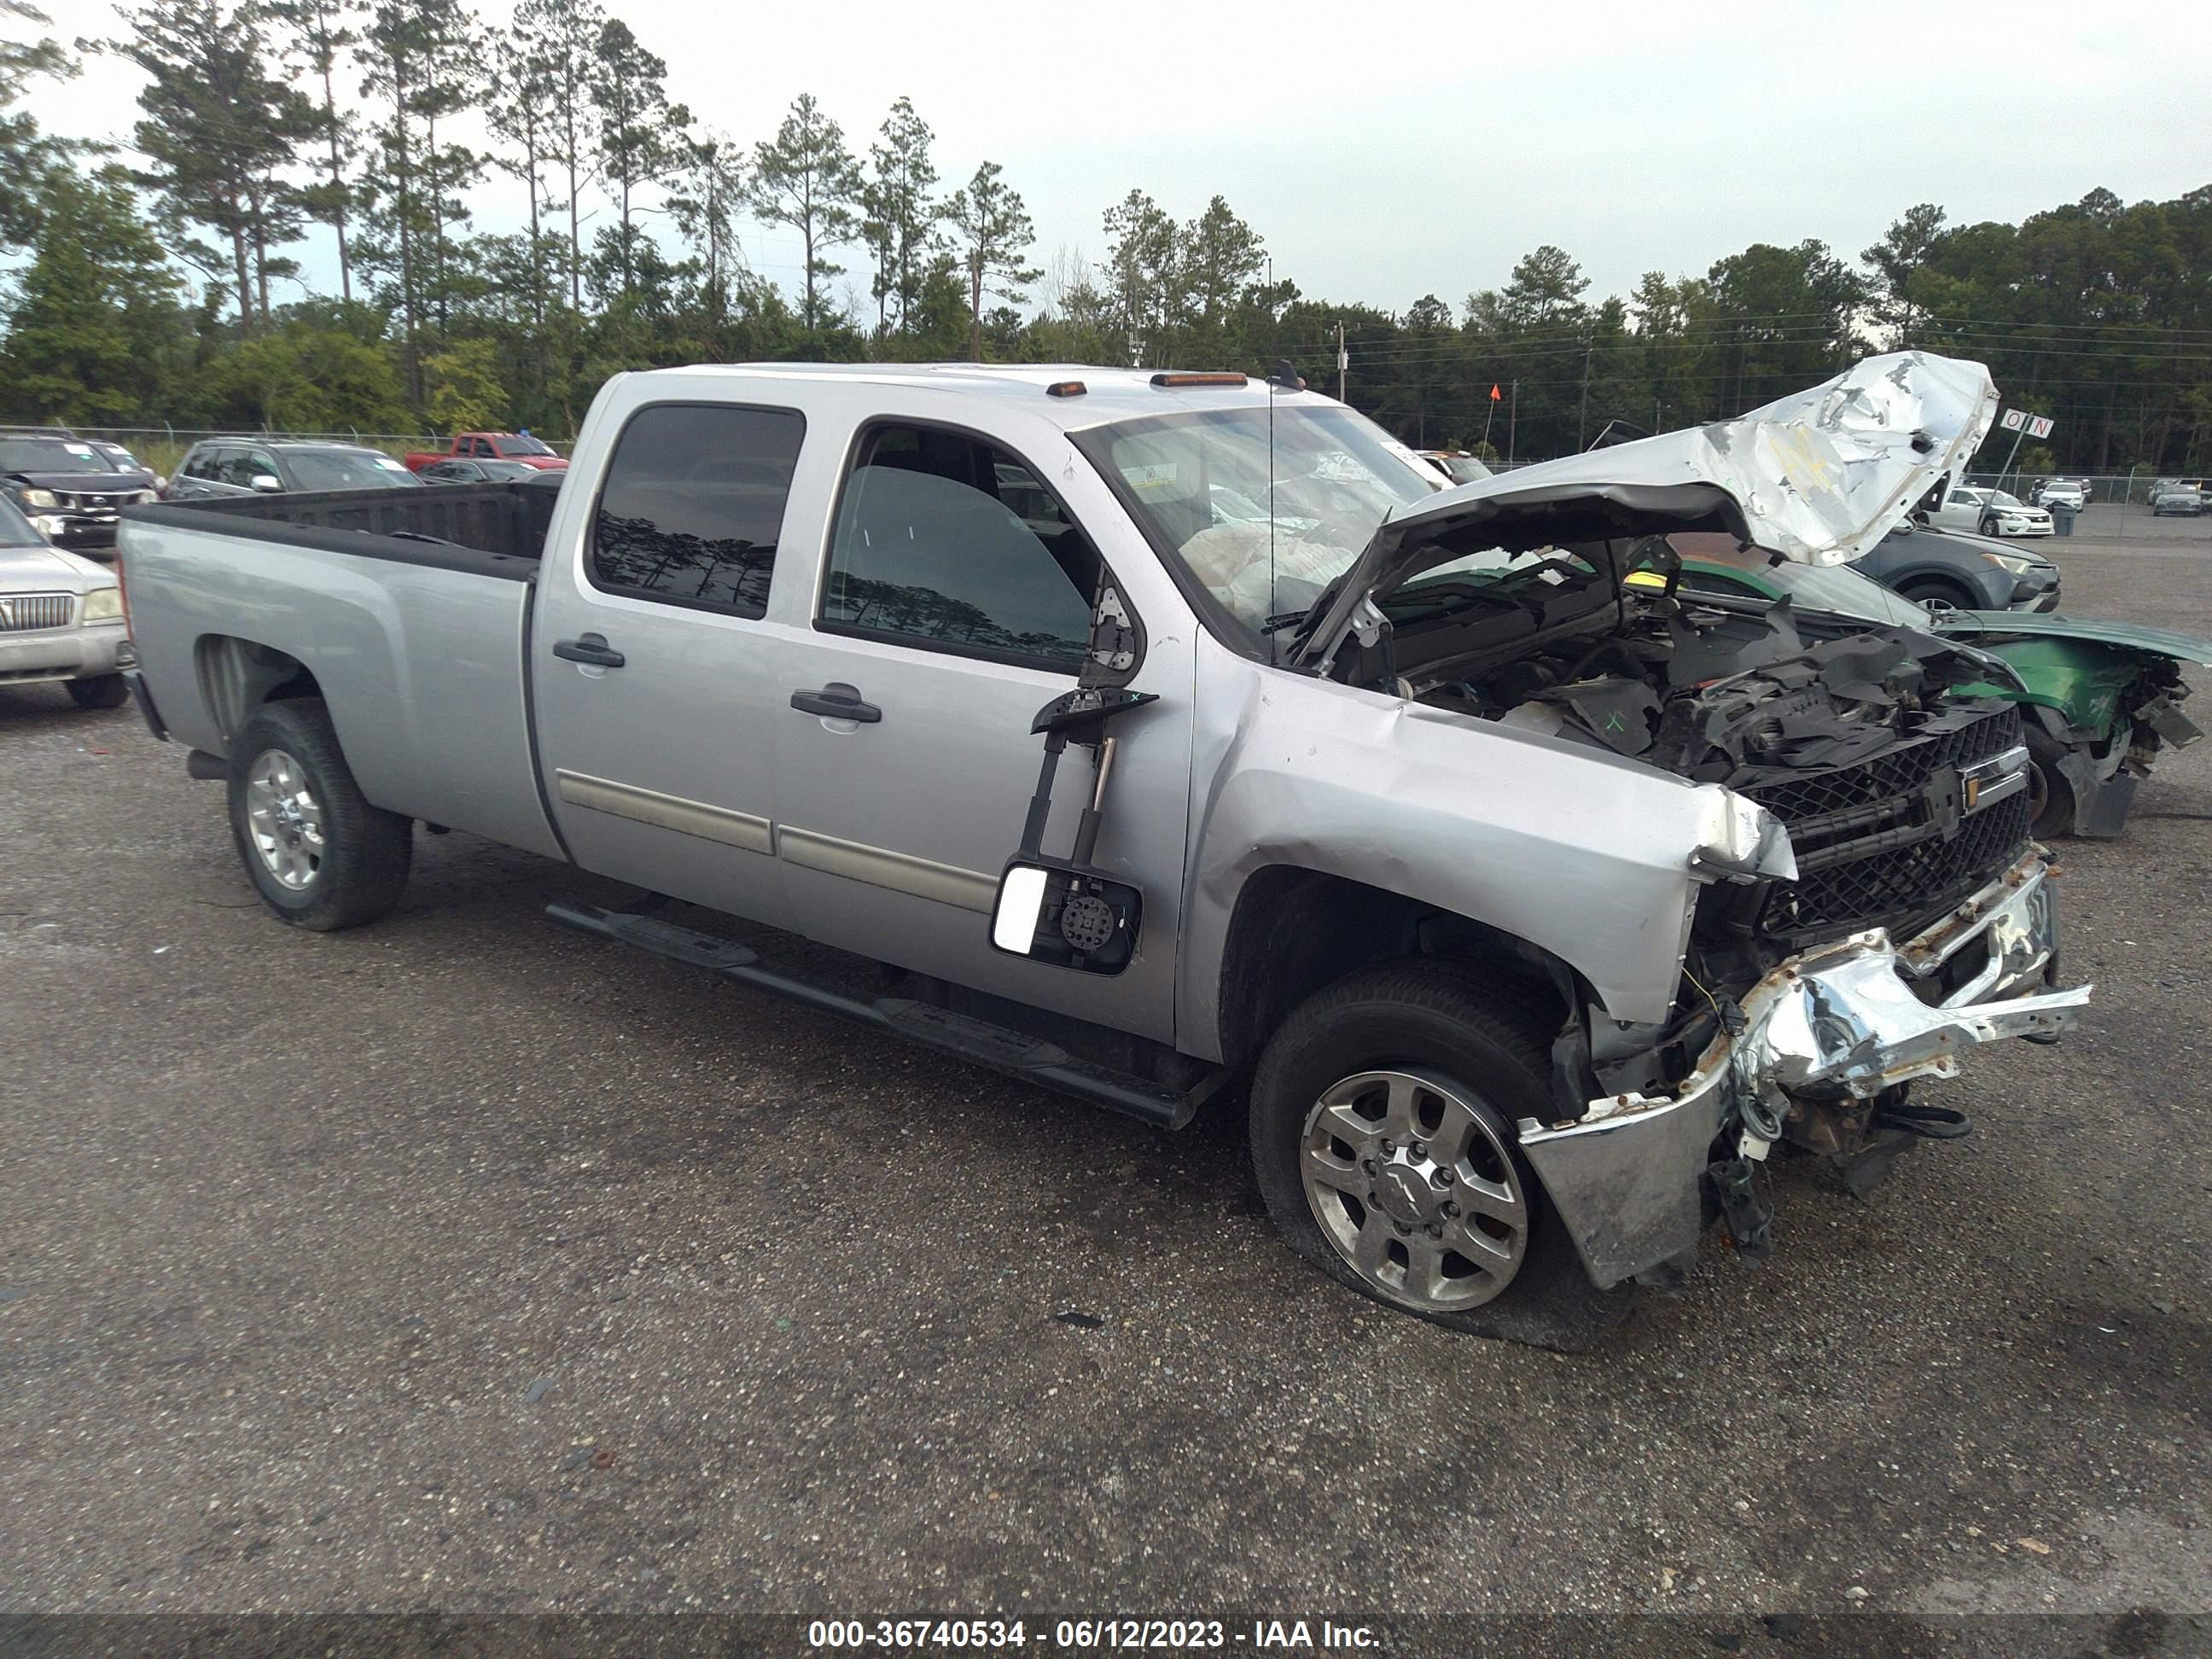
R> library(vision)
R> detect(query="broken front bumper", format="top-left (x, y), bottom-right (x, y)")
top-left (1518, 849), bottom-right (2091, 1289)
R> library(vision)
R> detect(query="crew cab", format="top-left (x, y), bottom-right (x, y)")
top-left (117, 354), bottom-right (2089, 1345)
top-left (402, 432), bottom-right (567, 473)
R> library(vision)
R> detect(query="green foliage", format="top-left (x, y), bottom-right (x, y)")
top-left (421, 335), bottom-right (507, 432)
top-left (209, 312), bottom-right (411, 430)
top-left (2, 166), bottom-right (183, 422)
top-left (0, 0), bottom-right (77, 250)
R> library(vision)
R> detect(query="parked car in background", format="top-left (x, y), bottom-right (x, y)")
top-left (416, 457), bottom-right (551, 484)
top-left (1932, 484), bottom-right (2053, 538)
top-left (0, 489), bottom-right (132, 707)
top-left (2031, 478), bottom-right (2086, 511)
top-left (166, 440), bottom-right (426, 501)
top-left (0, 428), bottom-right (160, 553)
top-left (1416, 449), bottom-right (1496, 486)
top-left (2151, 482), bottom-right (2204, 516)
top-left (402, 432), bottom-right (567, 473)
top-left (1857, 519), bottom-right (2060, 611)
top-left (1628, 536), bottom-right (2206, 838)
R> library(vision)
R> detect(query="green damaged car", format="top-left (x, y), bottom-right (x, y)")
top-left (1633, 536), bottom-right (2208, 839)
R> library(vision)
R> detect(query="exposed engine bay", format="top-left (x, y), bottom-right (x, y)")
top-left (1401, 549), bottom-right (2009, 791)
top-left (1370, 539), bottom-right (2034, 966)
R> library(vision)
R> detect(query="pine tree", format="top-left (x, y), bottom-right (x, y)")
top-left (589, 17), bottom-right (689, 299)
top-left (516, 0), bottom-right (604, 311)
top-left (944, 162), bottom-right (1039, 363)
top-left (859, 96), bottom-right (940, 339)
top-left (269, 0), bottom-right (360, 301)
top-left (751, 94), bottom-right (861, 340)
top-left (0, 0), bottom-right (77, 250)
top-left (110, 0), bottom-right (315, 333)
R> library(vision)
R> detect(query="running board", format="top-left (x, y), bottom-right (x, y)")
top-left (544, 899), bottom-right (1205, 1129)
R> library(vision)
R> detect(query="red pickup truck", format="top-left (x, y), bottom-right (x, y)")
top-left (402, 432), bottom-right (567, 472)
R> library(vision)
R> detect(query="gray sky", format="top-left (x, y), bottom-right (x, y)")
top-left (20, 0), bottom-right (2212, 317)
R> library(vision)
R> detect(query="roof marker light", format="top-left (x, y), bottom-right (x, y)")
top-left (1046, 381), bottom-right (1087, 398)
top-left (1150, 372), bottom-right (1249, 388)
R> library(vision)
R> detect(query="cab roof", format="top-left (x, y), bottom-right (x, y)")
top-left (637, 361), bottom-right (1336, 430)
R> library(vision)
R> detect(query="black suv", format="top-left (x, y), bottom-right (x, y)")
top-left (0, 427), bottom-right (160, 553)
top-left (166, 439), bottom-right (425, 500)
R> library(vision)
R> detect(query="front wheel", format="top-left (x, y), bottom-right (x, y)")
top-left (1249, 961), bottom-right (1633, 1347)
top-left (1979, 515), bottom-right (2001, 536)
top-left (67, 673), bottom-right (130, 709)
top-left (226, 698), bottom-right (412, 930)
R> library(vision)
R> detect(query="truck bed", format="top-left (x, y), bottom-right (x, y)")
top-left (118, 480), bottom-right (565, 859)
top-left (130, 475), bottom-right (562, 566)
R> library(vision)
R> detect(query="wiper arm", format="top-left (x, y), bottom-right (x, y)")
top-left (1259, 608), bottom-right (1312, 635)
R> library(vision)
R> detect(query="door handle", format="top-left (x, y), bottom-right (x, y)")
top-left (790, 684), bottom-right (882, 724)
top-left (552, 632), bottom-right (626, 667)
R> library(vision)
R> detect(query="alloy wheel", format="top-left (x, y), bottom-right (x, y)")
top-left (1300, 1068), bottom-right (1528, 1312)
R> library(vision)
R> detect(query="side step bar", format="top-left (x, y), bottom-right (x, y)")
top-left (544, 899), bottom-right (1208, 1129)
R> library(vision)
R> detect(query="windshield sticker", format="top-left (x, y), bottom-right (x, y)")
top-left (67, 444), bottom-right (95, 457)
top-left (375, 457), bottom-right (406, 469)
top-left (1121, 462), bottom-right (1178, 492)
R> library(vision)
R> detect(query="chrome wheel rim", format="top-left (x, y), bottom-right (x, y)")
top-left (1300, 1068), bottom-right (1528, 1312)
top-left (245, 748), bottom-right (325, 891)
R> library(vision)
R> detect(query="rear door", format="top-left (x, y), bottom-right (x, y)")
top-left (533, 399), bottom-right (807, 930)
top-left (767, 416), bottom-right (1192, 1043)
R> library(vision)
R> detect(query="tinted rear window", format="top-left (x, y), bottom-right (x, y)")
top-left (590, 404), bottom-right (805, 619)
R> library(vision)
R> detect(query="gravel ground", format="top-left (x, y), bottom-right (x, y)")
top-left (2, 533), bottom-right (2207, 1633)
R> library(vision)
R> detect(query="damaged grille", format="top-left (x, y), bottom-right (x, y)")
top-left (1749, 701), bottom-right (2030, 946)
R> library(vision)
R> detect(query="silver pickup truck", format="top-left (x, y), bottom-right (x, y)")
top-left (119, 353), bottom-right (2089, 1347)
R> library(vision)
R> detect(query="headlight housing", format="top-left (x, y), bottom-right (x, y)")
top-left (19, 487), bottom-right (60, 509)
top-left (1982, 551), bottom-right (2041, 575)
top-left (80, 585), bottom-right (124, 623)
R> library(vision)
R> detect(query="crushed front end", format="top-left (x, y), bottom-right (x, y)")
top-left (1521, 843), bottom-right (2089, 1290)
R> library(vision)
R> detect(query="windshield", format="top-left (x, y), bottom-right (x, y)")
top-left (498, 434), bottom-right (555, 457)
top-left (287, 449), bottom-right (424, 492)
top-left (1652, 533), bottom-right (1930, 626)
top-left (1990, 491), bottom-right (2026, 509)
top-left (0, 437), bottom-right (118, 474)
top-left (0, 490), bottom-right (42, 545)
top-left (1082, 404), bottom-right (1441, 631)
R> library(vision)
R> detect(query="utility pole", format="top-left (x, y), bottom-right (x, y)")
top-left (1336, 322), bottom-right (1347, 403)
top-left (1577, 338), bottom-right (1593, 450)
top-left (1507, 381), bottom-right (1517, 466)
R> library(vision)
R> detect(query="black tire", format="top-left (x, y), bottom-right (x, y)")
top-left (1249, 960), bottom-right (1634, 1348)
top-left (2025, 724), bottom-right (2077, 840)
top-left (1979, 515), bottom-right (2001, 536)
top-left (226, 698), bottom-right (411, 930)
top-left (1896, 577), bottom-right (1977, 611)
top-left (67, 673), bottom-right (130, 709)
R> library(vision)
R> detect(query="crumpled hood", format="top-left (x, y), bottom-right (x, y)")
top-left (1293, 351), bottom-right (1999, 667)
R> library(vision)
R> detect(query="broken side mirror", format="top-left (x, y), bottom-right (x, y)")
top-left (990, 859), bottom-right (1143, 974)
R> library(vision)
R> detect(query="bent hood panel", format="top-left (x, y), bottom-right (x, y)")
top-left (1934, 611), bottom-right (2212, 667)
top-left (1296, 352), bottom-right (1999, 667)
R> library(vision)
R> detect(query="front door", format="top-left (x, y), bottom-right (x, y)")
top-left (533, 399), bottom-right (807, 931)
top-left (770, 421), bottom-right (1190, 1044)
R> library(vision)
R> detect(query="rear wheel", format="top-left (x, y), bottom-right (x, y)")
top-left (67, 673), bottom-right (130, 709)
top-left (2025, 725), bottom-right (2077, 840)
top-left (1249, 961), bottom-right (1633, 1346)
top-left (226, 698), bottom-right (411, 929)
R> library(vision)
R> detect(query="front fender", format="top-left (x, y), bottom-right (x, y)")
top-left (1178, 646), bottom-right (1738, 1057)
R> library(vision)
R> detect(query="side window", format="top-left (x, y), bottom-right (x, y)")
top-left (183, 446), bottom-right (218, 480)
top-left (212, 448), bottom-right (257, 487)
top-left (819, 424), bottom-right (1101, 672)
top-left (589, 403), bottom-right (804, 619)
